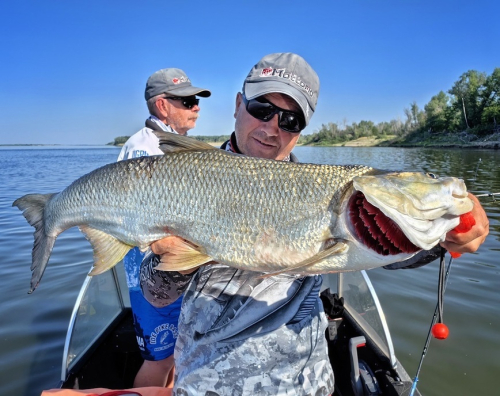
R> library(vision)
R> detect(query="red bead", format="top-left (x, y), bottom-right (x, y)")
top-left (432, 323), bottom-right (449, 339)
top-left (453, 212), bottom-right (476, 234)
top-left (448, 212), bottom-right (476, 258)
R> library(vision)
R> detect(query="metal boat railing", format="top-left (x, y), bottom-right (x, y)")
top-left (61, 266), bottom-right (397, 387)
top-left (61, 264), bottom-right (130, 382)
top-left (325, 270), bottom-right (396, 369)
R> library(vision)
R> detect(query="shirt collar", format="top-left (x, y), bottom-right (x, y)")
top-left (148, 115), bottom-right (177, 134)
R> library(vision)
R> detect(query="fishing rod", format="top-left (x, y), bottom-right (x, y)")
top-left (409, 207), bottom-right (477, 395)
top-left (409, 249), bottom-right (452, 396)
top-left (409, 157), bottom-right (495, 394)
top-left (475, 192), bottom-right (500, 200)
top-left (476, 193), bottom-right (500, 196)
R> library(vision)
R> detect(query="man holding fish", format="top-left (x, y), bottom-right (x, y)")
top-left (141, 53), bottom-right (489, 395)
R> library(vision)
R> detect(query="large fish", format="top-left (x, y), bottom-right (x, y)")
top-left (13, 133), bottom-right (472, 293)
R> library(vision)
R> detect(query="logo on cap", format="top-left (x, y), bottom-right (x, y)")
top-left (261, 67), bottom-right (273, 77)
top-left (172, 76), bottom-right (190, 85)
top-left (258, 68), bottom-right (315, 98)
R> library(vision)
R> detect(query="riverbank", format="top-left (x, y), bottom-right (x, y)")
top-left (300, 131), bottom-right (500, 149)
top-left (296, 135), bottom-right (396, 147)
top-left (338, 136), bottom-right (396, 147)
top-left (390, 131), bottom-right (500, 149)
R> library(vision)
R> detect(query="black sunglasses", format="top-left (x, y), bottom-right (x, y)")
top-left (242, 94), bottom-right (306, 133)
top-left (165, 96), bottom-right (200, 109)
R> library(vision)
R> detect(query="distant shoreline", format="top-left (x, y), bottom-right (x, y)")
top-left (3, 132), bottom-right (499, 149)
top-left (299, 132), bottom-right (500, 150)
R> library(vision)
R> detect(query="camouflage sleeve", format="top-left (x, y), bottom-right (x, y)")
top-left (139, 249), bottom-right (194, 307)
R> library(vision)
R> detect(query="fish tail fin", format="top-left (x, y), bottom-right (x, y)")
top-left (13, 193), bottom-right (57, 293)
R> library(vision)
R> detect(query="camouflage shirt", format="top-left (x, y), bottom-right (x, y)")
top-left (141, 254), bottom-right (334, 396)
top-left (141, 138), bottom-right (334, 395)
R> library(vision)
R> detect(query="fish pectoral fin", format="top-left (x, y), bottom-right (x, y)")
top-left (261, 240), bottom-right (349, 278)
top-left (152, 236), bottom-right (213, 272)
top-left (152, 130), bottom-right (216, 153)
top-left (79, 226), bottom-right (133, 275)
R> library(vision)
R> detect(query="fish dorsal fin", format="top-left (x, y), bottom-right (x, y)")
top-left (152, 130), bottom-right (216, 154)
top-left (79, 226), bottom-right (133, 275)
top-left (151, 235), bottom-right (213, 272)
top-left (261, 240), bottom-right (349, 278)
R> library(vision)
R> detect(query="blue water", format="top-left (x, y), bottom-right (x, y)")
top-left (0, 146), bottom-right (499, 396)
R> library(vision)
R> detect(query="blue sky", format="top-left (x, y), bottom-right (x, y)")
top-left (0, 0), bottom-right (497, 145)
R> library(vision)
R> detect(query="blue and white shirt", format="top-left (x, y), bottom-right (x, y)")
top-left (117, 116), bottom-right (175, 162)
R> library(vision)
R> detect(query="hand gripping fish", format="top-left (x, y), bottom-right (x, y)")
top-left (13, 133), bottom-right (473, 293)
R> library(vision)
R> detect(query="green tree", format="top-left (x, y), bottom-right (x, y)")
top-left (480, 68), bottom-right (500, 126)
top-left (357, 120), bottom-right (377, 137)
top-left (113, 136), bottom-right (130, 145)
top-left (376, 121), bottom-right (390, 137)
top-left (448, 70), bottom-right (487, 129)
top-left (403, 102), bottom-right (425, 134)
top-left (482, 106), bottom-right (500, 126)
top-left (389, 119), bottom-right (404, 136)
top-left (411, 101), bottom-right (426, 128)
top-left (425, 91), bottom-right (450, 132)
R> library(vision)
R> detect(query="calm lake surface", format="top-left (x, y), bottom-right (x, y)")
top-left (1, 146), bottom-right (499, 396)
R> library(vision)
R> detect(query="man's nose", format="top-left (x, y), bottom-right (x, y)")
top-left (261, 114), bottom-right (280, 135)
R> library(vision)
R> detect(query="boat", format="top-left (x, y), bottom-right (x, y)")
top-left (55, 264), bottom-right (421, 396)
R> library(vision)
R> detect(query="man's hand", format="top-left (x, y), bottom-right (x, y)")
top-left (151, 236), bottom-right (182, 256)
top-left (440, 193), bottom-right (489, 254)
top-left (150, 236), bottom-right (210, 274)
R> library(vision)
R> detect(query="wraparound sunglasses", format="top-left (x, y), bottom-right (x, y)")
top-left (165, 96), bottom-right (200, 109)
top-left (242, 94), bottom-right (306, 133)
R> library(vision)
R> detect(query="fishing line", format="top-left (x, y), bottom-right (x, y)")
top-left (470, 156), bottom-right (500, 201)
top-left (409, 249), bottom-right (452, 396)
top-left (436, 250), bottom-right (445, 325)
top-left (472, 158), bottom-right (482, 182)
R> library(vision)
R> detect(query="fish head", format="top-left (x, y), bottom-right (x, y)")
top-left (349, 171), bottom-right (473, 252)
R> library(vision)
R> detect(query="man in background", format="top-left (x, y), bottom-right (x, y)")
top-left (118, 68), bottom-right (210, 387)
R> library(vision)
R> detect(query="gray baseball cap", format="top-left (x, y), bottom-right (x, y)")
top-left (243, 53), bottom-right (320, 125)
top-left (145, 68), bottom-right (211, 101)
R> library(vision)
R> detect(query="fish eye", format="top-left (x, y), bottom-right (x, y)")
top-left (426, 172), bottom-right (438, 179)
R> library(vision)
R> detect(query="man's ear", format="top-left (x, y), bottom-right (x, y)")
top-left (234, 92), bottom-right (243, 119)
top-left (156, 97), bottom-right (169, 118)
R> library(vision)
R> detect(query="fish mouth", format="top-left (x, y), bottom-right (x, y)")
top-left (348, 191), bottom-right (420, 255)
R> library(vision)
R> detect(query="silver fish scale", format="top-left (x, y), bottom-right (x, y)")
top-left (46, 150), bottom-right (373, 270)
